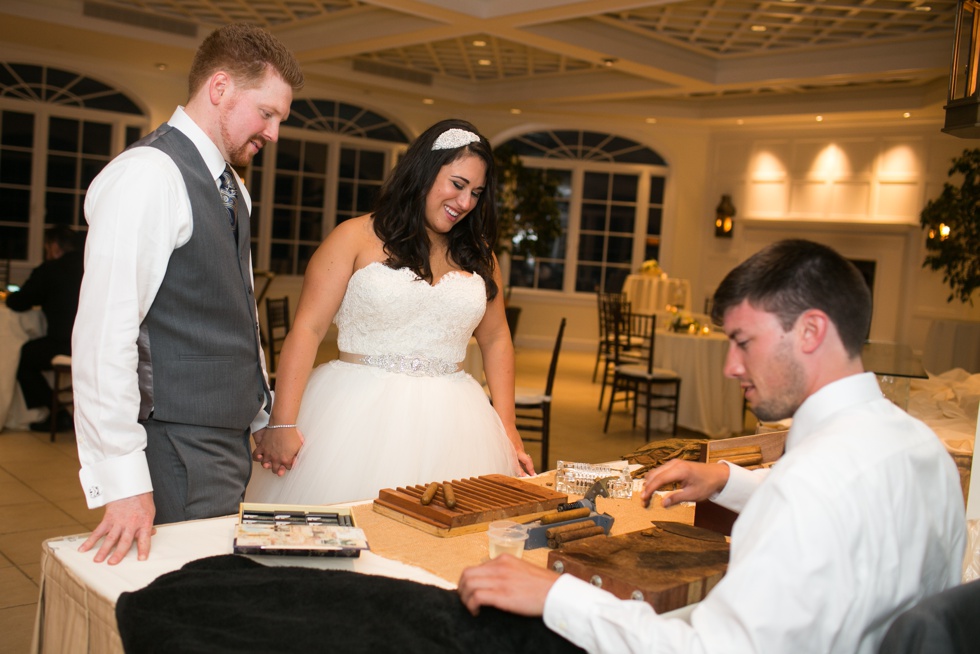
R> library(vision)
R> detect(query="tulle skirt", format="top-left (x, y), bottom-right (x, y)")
top-left (245, 361), bottom-right (519, 506)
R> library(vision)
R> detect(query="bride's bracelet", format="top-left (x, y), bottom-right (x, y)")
top-left (265, 423), bottom-right (297, 430)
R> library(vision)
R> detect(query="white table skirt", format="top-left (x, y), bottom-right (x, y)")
top-left (622, 275), bottom-right (692, 315)
top-left (649, 330), bottom-right (744, 439)
top-left (0, 305), bottom-right (46, 430)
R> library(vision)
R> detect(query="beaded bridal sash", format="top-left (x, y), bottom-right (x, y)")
top-left (338, 351), bottom-right (462, 377)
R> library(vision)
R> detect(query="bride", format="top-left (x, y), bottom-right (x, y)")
top-left (246, 119), bottom-right (535, 506)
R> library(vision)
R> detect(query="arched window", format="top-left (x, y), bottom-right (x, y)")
top-left (249, 100), bottom-right (410, 275)
top-left (0, 63), bottom-right (147, 261)
top-left (497, 130), bottom-right (667, 294)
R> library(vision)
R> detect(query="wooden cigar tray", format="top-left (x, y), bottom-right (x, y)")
top-left (547, 521), bottom-right (729, 613)
top-left (373, 474), bottom-right (567, 537)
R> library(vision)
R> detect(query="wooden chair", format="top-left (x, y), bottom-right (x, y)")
top-left (514, 318), bottom-right (566, 473)
top-left (603, 309), bottom-right (681, 441)
top-left (596, 292), bottom-right (643, 409)
top-left (265, 296), bottom-right (290, 387)
top-left (692, 430), bottom-right (788, 536)
top-left (49, 354), bottom-right (73, 442)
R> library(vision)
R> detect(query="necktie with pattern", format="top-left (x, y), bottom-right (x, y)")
top-left (218, 167), bottom-right (238, 228)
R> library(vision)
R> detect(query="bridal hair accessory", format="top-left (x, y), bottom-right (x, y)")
top-left (431, 128), bottom-right (481, 151)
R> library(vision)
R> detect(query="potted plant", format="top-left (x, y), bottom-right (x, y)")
top-left (493, 145), bottom-right (563, 336)
top-left (920, 148), bottom-right (980, 304)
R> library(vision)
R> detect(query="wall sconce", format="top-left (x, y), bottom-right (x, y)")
top-left (715, 194), bottom-right (735, 238)
top-left (943, 0), bottom-right (980, 137)
top-left (927, 223), bottom-right (951, 242)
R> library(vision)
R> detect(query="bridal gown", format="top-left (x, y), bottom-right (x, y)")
top-left (246, 262), bottom-right (519, 506)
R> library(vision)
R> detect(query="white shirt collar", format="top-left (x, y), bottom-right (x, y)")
top-left (168, 106), bottom-right (228, 183)
top-left (786, 372), bottom-right (881, 450)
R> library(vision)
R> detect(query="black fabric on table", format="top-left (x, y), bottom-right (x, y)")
top-left (877, 578), bottom-right (980, 654)
top-left (115, 554), bottom-right (585, 654)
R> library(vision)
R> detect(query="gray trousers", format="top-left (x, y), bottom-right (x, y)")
top-left (143, 418), bottom-right (252, 525)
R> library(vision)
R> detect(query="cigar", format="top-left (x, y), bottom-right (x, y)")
top-left (554, 525), bottom-right (606, 545)
top-left (420, 482), bottom-right (439, 505)
top-left (443, 482), bottom-right (457, 509)
top-left (540, 507), bottom-right (591, 525)
top-left (546, 521), bottom-right (597, 540)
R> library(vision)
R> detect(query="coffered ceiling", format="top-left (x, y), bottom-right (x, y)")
top-left (0, 0), bottom-right (956, 124)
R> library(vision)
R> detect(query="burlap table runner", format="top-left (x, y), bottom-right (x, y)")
top-left (351, 474), bottom-right (695, 586)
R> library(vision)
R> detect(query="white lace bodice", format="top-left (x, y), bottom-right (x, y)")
top-left (335, 262), bottom-right (487, 364)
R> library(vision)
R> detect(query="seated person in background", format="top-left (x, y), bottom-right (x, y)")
top-left (458, 239), bottom-right (966, 654)
top-left (5, 224), bottom-right (84, 431)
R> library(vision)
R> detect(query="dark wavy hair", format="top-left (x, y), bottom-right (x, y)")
top-left (710, 239), bottom-right (872, 358)
top-left (372, 118), bottom-right (499, 300)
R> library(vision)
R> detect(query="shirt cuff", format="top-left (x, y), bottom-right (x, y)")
top-left (78, 450), bottom-right (153, 509)
top-left (711, 460), bottom-right (764, 512)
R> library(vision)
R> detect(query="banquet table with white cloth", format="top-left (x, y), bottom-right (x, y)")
top-left (621, 274), bottom-right (692, 315)
top-left (32, 480), bottom-right (696, 654)
top-left (0, 304), bottom-right (46, 430)
top-left (649, 329), bottom-right (744, 439)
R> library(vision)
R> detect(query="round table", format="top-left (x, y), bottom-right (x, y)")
top-left (0, 305), bottom-right (46, 430)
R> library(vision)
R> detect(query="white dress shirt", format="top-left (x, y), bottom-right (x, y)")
top-left (544, 372), bottom-right (966, 654)
top-left (73, 107), bottom-right (265, 509)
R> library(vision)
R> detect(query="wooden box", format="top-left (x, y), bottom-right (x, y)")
top-left (694, 430), bottom-right (787, 536)
top-left (546, 521), bottom-right (729, 613)
top-left (373, 474), bottom-right (568, 537)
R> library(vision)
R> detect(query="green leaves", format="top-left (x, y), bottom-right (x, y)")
top-left (494, 145), bottom-right (562, 259)
top-left (920, 148), bottom-right (980, 304)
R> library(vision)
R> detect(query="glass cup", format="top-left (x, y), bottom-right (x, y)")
top-left (487, 520), bottom-right (528, 559)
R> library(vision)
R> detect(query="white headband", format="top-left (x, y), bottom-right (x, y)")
top-left (431, 128), bottom-right (481, 151)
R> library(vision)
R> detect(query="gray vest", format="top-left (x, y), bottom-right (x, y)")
top-left (134, 124), bottom-right (267, 429)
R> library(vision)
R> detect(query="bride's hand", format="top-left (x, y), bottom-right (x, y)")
top-left (516, 449), bottom-right (536, 477)
top-left (252, 427), bottom-right (305, 476)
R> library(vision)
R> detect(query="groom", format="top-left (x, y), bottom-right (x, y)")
top-left (72, 23), bottom-right (304, 564)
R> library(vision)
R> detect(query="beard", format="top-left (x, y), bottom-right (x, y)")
top-left (749, 340), bottom-right (807, 422)
top-left (219, 102), bottom-right (264, 167)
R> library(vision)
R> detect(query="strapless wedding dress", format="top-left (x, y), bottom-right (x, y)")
top-left (246, 262), bottom-right (518, 506)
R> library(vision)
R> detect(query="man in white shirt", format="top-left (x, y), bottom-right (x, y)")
top-left (458, 239), bottom-right (966, 653)
top-left (72, 24), bottom-right (303, 565)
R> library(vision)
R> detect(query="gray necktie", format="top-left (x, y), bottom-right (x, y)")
top-left (218, 167), bottom-right (237, 228)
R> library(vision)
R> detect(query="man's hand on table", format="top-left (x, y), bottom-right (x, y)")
top-left (457, 555), bottom-right (559, 617)
top-left (78, 492), bottom-right (156, 564)
top-left (641, 459), bottom-right (730, 508)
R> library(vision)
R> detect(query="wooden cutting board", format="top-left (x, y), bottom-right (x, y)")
top-left (547, 521), bottom-right (729, 613)
top-left (373, 474), bottom-right (568, 537)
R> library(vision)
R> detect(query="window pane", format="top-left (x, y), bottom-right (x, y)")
top-left (82, 121), bottom-right (112, 156)
top-left (578, 233), bottom-right (605, 262)
top-left (336, 182), bottom-right (354, 212)
top-left (575, 264), bottom-right (602, 293)
top-left (611, 174), bottom-right (637, 202)
top-left (250, 170), bottom-right (263, 203)
top-left (2, 111), bottom-right (34, 147)
top-left (0, 225), bottom-right (28, 259)
top-left (356, 184), bottom-right (379, 213)
top-left (580, 203), bottom-right (606, 231)
top-left (0, 150), bottom-right (32, 184)
top-left (125, 126), bottom-right (143, 146)
top-left (299, 210), bottom-right (322, 241)
top-left (46, 155), bottom-right (78, 188)
top-left (647, 207), bottom-right (662, 235)
top-left (537, 262), bottom-right (564, 290)
top-left (582, 172), bottom-right (608, 200)
top-left (272, 208), bottom-right (294, 239)
top-left (509, 258), bottom-right (535, 288)
top-left (301, 177), bottom-right (324, 206)
top-left (303, 142), bottom-right (327, 174)
top-left (607, 235), bottom-right (633, 263)
top-left (649, 176), bottom-right (665, 205)
top-left (45, 191), bottom-right (75, 223)
top-left (608, 205), bottom-right (635, 233)
top-left (339, 148), bottom-right (357, 178)
top-left (276, 139), bottom-right (301, 170)
top-left (48, 117), bottom-right (79, 152)
top-left (605, 267), bottom-right (629, 293)
top-left (274, 173), bottom-right (298, 204)
top-left (0, 188), bottom-right (30, 221)
top-left (358, 150), bottom-right (385, 179)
